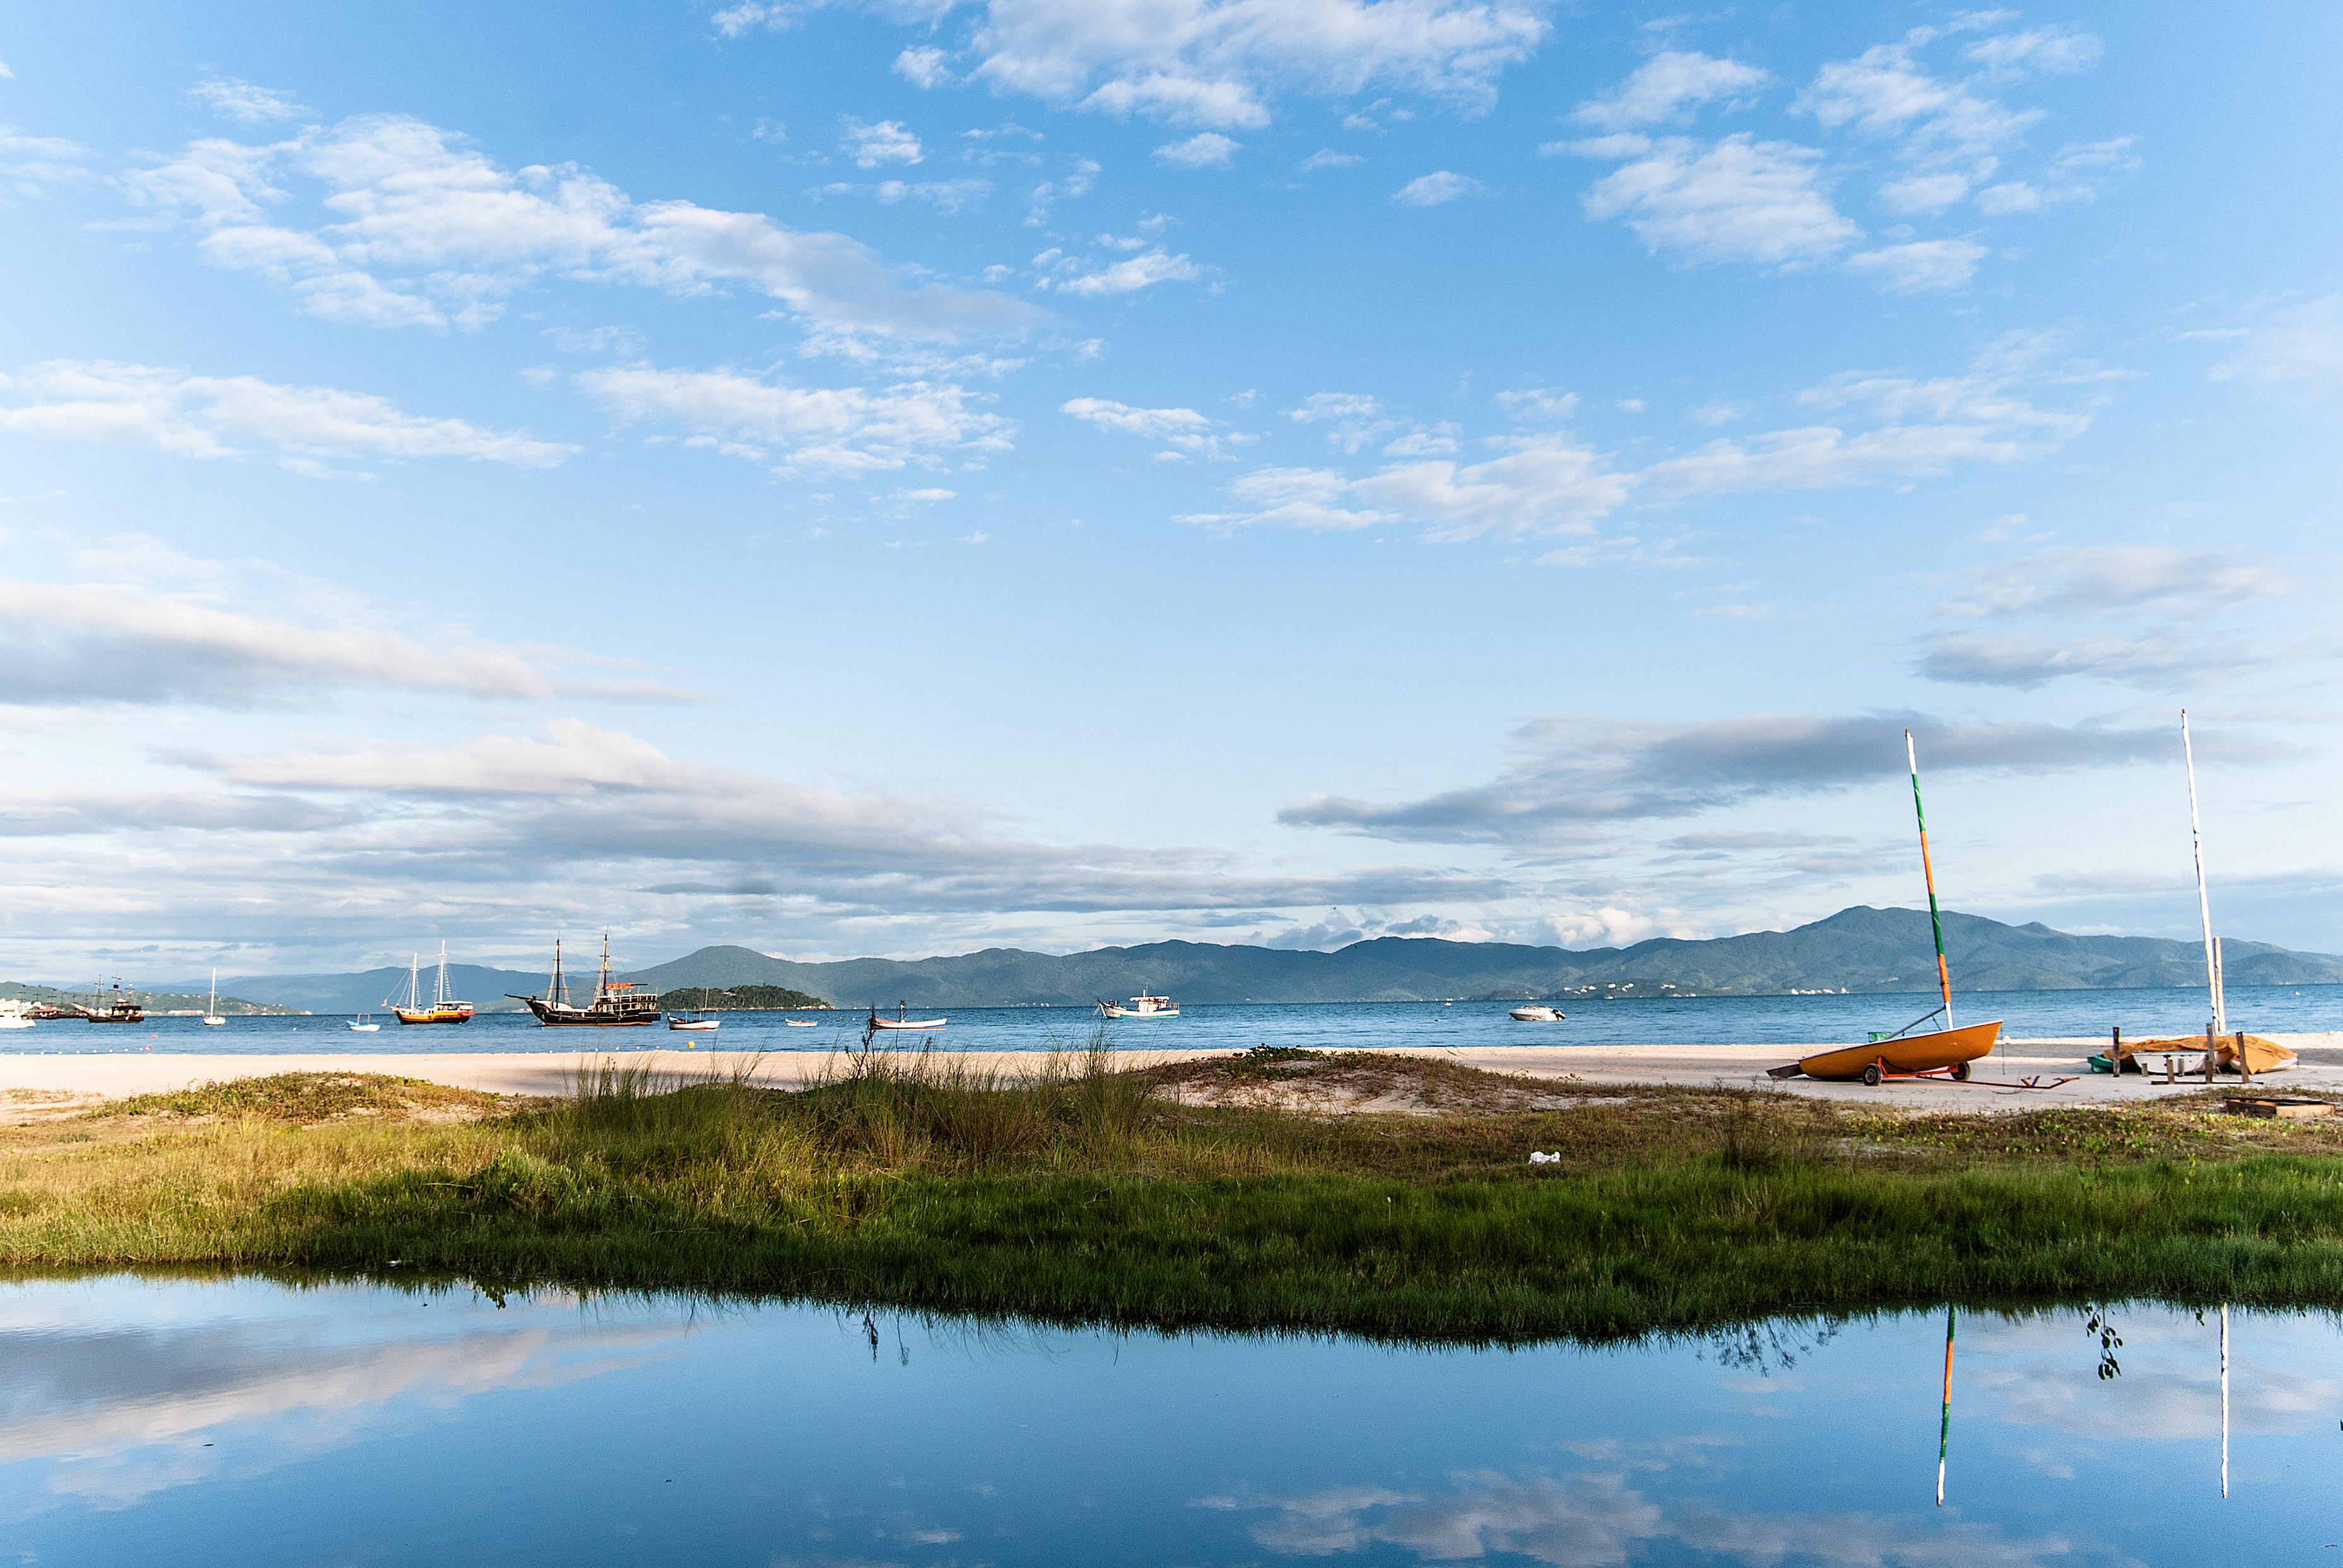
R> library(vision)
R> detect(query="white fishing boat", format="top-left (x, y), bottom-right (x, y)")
top-left (1508, 1003), bottom-right (1565, 1022)
top-left (1098, 993), bottom-right (1178, 1019)
top-left (201, 968), bottom-right (226, 1027)
top-left (866, 1002), bottom-right (946, 1031)
top-left (348, 1012), bottom-right (381, 1033)
top-left (668, 1012), bottom-right (720, 1032)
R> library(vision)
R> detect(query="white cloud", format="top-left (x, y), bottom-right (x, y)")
top-left (823, 176), bottom-right (994, 213)
top-left (954, 0), bottom-right (1549, 130)
top-left (895, 45), bottom-right (954, 87)
top-left (1963, 25), bottom-right (2103, 79)
top-left (1573, 132), bottom-right (1860, 267)
top-left (1494, 387), bottom-right (1577, 421)
top-left (1025, 156), bottom-right (1098, 224)
top-left (1286, 390), bottom-right (1392, 452)
top-left (1846, 237), bottom-right (1987, 293)
top-left (1975, 136), bottom-right (2138, 214)
top-left (1062, 395), bottom-right (1244, 459)
top-left (0, 124), bottom-right (92, 196)
top-left (121, 114), bottom-right (1043, 345)
top-left (1393, 169), bottom-right (1483, 206)
top-left (1877, 170), bottom-right (1970, 213)
top-left (842, 117), bottom-right (924, 167)
top-left (0, 360), bottom-right (574, 472)
top-left (1298, 148), bottom-right (1363, 172)
top-left (1197, 434), bottom-right (1629, 540)
top-left (1800, 35), bottom-right (2043, 163)
top-left (1034, 245), bottom-right (1201, 295)
top-left (2212, 295), bottom-right (2343, 402)
top-left (1154, 131), bottom-right (1239, 168)
top-left (576, 363), bottom-right (1014, 477)
top-left (188, 78), bottom-right (311, 124)
top-left (1571, 50), bottom-right (1769, 131)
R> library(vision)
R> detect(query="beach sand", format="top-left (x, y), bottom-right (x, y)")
top-left (5, 1034), bottom-right (2342, 1116)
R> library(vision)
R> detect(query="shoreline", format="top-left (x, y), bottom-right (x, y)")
top-left (5, 1034), bottom-right (2342, 1115)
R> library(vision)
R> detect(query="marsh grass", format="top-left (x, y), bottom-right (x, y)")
top-left (11, 1050), bottom-right (2343, 1340)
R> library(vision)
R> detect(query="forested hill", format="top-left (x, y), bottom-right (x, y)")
top-left (620, 907), bottom-right (2343, 1009)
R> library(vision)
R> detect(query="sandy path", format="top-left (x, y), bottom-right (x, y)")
top-left (4, 1035), bottom-right (2340, 1115)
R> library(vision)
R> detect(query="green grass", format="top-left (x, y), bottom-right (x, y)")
top-left (7, 1045), bottom-right (2343, 1341)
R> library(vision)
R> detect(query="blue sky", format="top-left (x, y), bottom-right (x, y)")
top-left (3, 1), bottom-right (2339, 977)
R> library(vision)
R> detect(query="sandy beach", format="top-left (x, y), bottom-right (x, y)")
top-left (5, 1034), bottom-right (2341, 1115)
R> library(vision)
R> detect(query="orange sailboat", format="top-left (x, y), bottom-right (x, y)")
top-left (390, 942), bottom-right (475, 1025)
top-left (1775, 732), bottom-right (2002, 1085)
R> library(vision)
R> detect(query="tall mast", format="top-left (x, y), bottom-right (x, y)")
top-left (408, 954), bottom-right (421, 1011)
top-left (2182, 710), bottom-right (2226, 1036)
top-left (1906, 730), bottom-right (1954, 1030)
top-left (435, 940), bottom-right (449, 1008)
top-left (550, 936), bottom-right (566, 1008)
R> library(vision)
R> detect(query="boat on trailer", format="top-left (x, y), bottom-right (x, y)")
top-left (1775, 732), bottom-right (2002, 1084)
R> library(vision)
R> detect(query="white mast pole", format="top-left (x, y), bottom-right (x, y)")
top-left (2182, 710), bottom-right (2226, 1037)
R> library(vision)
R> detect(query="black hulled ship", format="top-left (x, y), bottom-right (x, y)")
top-left (508, 935), bottom-right (661, 1027)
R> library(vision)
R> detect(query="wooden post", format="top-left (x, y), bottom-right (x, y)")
top-left (2236, 1030), bottom-right (2252, 1084)
top-left (2205, 1025), bottom-right (2216, 1085)
top-left (2112, 1024), bottom-right (2123, 1077)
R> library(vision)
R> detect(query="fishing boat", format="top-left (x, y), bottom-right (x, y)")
top-left (508, 935), bottom-right (661, 1027)
top-left (201, 968), bottom-right (226, 1027)
top-left (667, 1012), bottom-right (720, 1032)
top-left (866, 1002), bottom-right (946, 1031)
top-left (390, 942), bottom-right (475, 1025)
top-left (1508, 1003), bottom-right (1565, 1022)
top-left (348, 1013), bottom-right (381, 1033)
top-left (1774, 732), bottom-right (2002, 1084)
top-left (1097, 993), bottom-right (1178, 1019)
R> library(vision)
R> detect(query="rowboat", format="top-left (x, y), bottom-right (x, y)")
top-left (668, 1014), bottom-right (720, 1032)
top-left (785, 1019), bottom-right (819, 1027)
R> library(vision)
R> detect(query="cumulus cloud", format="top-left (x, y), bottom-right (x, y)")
top-left (894, 45), bottom-right (954, 88)
top-left (1845, 237), bottom-right (1987, 293)
top-left (1571, 50), bottom-right (1769, 131)
top-left (1154, 131), bottom-right (1239, 168)
top-left (1032, 243), bottom-right (1201, 295)
top-left (1963, 25), bottom-right (2105, 80)
top-left (120, 113), bottom-right (1043, 344)
top-left (575, 363), bottom-right (1013, 476)
top-left (841, 117), bottom-right (924, 167)
top-left (1566, 133), bottom-right (1860, 268)
top-left (0, 360), bottom-right (573, 472)
top-left (1281, 711), bottom-right (2180, 846)
top-left (1191, 434), bottom-right (1626, 539)
top-left (1975, 137), bottom-right (2138, 215)
top-left (1393, 169), bottom-right (1483, 206)
top-left (1024, 156), bottom-right (1099, 224)
top-left (188, 77), bottom-right (311, 124)
top-left (1799, 35), bottom-right (2044, 163)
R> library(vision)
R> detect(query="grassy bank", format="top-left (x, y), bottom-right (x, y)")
top-left (6, 1046), bottom-right (2343, 1340)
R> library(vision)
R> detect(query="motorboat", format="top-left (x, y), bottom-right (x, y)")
top-left (1508, 1004), bottom-right (1565, 1022)
top-left (1098, 993), bottom-right (1178, 1019)
top-left (0, 1001), bottom-right (32, 1032)
top-left (348, 1013), bottom-right (381, 1033)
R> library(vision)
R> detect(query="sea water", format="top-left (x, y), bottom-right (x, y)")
top-left (7, 984), bottom-right (2340, 1055)
top-left (0, 1275), bottom-right (2331, 1565)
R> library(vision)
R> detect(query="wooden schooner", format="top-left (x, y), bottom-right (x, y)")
top-left (509, 935), bottom-right (661, 1026)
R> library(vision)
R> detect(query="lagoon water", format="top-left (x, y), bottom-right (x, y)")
top-left (1, 1276), bottom-right (2336, 1565)
top-left (9, 984), bottom-right (2342, 1055)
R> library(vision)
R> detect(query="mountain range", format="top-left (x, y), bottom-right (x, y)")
top-left (110, 907), bottom-right (2343, 1014)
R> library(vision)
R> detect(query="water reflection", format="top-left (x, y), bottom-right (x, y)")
top-left (0, 1278), bottom-right (2335, 1565)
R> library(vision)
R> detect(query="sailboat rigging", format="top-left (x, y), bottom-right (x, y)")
top-left (508, 935), bottom-right (662, 1026)
top-left (201, 967), bottom-right (225, 1027)
top-left (390, 942), bottom-right (475, 1025)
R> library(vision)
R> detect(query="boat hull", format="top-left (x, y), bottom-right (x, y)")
top-left (869, 1017), bottom-right (946, 1030)
top-left (1100, 1008), bottom-right (1178, 1019)
top-left (1795, 1020), bottom-right (2002, 1082)
top-left (392, 1006), bottom-right (474, 1025)
top-left (669, 1021), bottom-right (720, 1031)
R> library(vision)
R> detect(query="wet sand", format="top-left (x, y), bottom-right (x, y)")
top-left (4, 1035), bottom-right (2340, 1114)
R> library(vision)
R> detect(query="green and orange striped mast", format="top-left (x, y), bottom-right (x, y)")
top-left (1906, 729), bottom-right (1955, 1033)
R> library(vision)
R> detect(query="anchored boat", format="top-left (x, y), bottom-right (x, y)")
top-left (1098, 993), bottom-right (1178, 1019)
top-left (390, 942), bottom-right (475, 1024)
top-left (1775, 732), bottom-right (2002, 1085)
top-left (1508, 1003), bottom-right (1565, 1023)
top-left (509, 935), bottom-right (661, 1027)
top-left (201, 968), bottom-right (226, 1027)
top-left (866, 1002), bottom-right (946, 1031)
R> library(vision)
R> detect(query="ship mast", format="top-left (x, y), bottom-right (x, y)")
top-left (2182, 710), bottom-right (2226, 1038)
top-left (1906, 730), bottom-right (1954, 1031)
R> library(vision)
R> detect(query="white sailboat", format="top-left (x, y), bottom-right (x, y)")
top-left (201, 968), bottom-right (226, 1027)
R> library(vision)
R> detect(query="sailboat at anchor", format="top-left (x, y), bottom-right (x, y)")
top-left (390, 942), bottom-right (475, 1025)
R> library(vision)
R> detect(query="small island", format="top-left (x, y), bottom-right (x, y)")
top-left (659, 985), bottom-right (831, 1012)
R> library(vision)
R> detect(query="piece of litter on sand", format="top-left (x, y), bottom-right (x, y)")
top-left (1529, 1151), bottom-right (1561, 1165)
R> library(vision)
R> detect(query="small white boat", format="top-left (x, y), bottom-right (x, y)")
top-left (0, 1003), bottom-right (32, 1032)
top-left (785, 1019), bottom-right (819, 1028)
top-left (1098, 993), bottom-right (1178, 1019)
top-left (1508, 1004), bottom-right (1566, 1023)
top-left (201, 968), bottom-right (226, 1027)
top-left (348, 1012), bottom-right (381, 1033)
top-left (668, 1012), bottom-right (720, 1032)
top-left (867, 1003), bottom-right (946, 1031)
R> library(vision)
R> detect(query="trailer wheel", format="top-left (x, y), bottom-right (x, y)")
top-left (1952, 1062), bottom-right (1971, 1082)
top-left (1861, 1064), bottom-right (1882, 1087)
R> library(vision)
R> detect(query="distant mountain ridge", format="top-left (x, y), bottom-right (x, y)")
top-left (106, 908), bottom-right (2343, 1014)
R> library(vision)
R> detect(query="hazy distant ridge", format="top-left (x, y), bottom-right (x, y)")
top-left (120, 907), bottom-right (2343, 1014)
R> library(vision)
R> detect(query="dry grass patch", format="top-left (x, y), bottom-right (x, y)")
top-left (1142, 1046), bottom-right (1585, 1115)
top-left (93, 1072), bottom-right (507, 1127)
